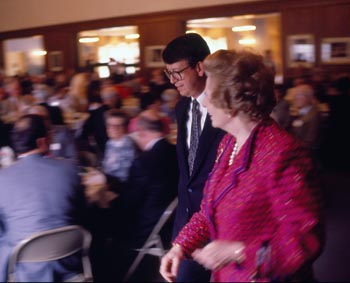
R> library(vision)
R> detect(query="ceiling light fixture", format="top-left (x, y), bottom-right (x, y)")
top-left (79, 37), bottom-right (100, 43)
top-left (32, 50), bottom-right (47, 56)
top-left (232, 25), bottom-right (256, 32)
top-left (125, 34), bottom-right (140, 39)
top-left (238, 38), bottom-right (256, 45)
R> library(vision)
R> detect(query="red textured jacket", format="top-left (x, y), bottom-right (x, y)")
top-left (174, 118), bottom-right (324, 282)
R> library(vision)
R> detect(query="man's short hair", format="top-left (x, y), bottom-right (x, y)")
top-left (11, 114), bottom-right (48, 154)
top-left (136, 115), bottom-right (164, 133)
top-left (162, 33), bottom-right (210, 67)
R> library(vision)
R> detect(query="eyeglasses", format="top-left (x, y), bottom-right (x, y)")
top-left (164, 65), bottom-right (191, 81)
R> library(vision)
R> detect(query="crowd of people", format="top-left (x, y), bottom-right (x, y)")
top-left (0, 32), bottom-right (349, 282)
top-left (0, 62), bottom-right (180, 281)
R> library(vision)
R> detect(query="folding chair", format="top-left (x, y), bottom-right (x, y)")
top-left (7, 225), bottom-right (93, 282)
top-left (123, 197), bottom-right (178, 282)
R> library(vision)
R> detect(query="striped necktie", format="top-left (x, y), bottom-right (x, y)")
top-left (188, 99), bottom-right (201, 175)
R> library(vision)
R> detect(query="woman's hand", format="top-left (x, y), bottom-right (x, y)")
top-left (192, 240), bottom-right (245, 271)
top-left (159, 244), bottom-right (184, 282)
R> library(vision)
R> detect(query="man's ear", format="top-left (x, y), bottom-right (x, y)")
top-left (196, 61), bottom-right (206, 77)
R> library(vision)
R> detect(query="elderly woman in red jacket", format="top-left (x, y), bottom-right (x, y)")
top-left (160, 49), bottom-right (324, 282)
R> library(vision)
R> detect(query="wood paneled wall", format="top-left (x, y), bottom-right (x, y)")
top-left (0, 0), bottom-right (349, 82)
top-left (282, 0), bottom-right (350, 80)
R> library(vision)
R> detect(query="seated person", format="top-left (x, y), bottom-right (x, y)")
top-left (27, 105), bottom-right (77, 161)
top-left (287, 84), bottom-right (322, 151)
top-left (102, 109), bottom-right (138, 185)
top-left (77, 84), bottom-right (122, 160)
top-left (0, 114), bottom-right (86, 282)
top-left (83, 109), bottom-right (138, 281)
top-left (270, 84), bottom-right (291, 129)
top-left (160, 88), bottom-right (179, 123)
top-left (128, 91), bottom-right (171, 136)
top-left (33, 83), bottom-right (64, 125)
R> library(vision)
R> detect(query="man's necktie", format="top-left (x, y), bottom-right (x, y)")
top-left (188, 99), bottom-right (201, 175)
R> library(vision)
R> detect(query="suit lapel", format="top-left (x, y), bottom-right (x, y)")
top-left (176, 98), bottom-right (191, 177)
top-left (176, 97), bottom-right (223, 181)
top-left (190, 115), bottom-right (221, 179)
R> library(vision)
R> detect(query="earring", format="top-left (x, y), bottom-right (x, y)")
top-left (226, 110), bottom-right (234, 118)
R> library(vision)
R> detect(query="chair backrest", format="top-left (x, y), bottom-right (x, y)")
top-left (7, 225), bottom-right (93, 282)
top-left (123, 197), bottom-right (178, 282)
top-left (148, 197), bottom-right (178, 240)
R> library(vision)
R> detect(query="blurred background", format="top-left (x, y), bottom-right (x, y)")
top-left (0, 0), bottom-right (349, 84)
top-left (0, 0), bottom-right (349, 282)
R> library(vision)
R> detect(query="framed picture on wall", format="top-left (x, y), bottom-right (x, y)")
top-left (145, 45), bottom-right (165, 67)
top-left (321, 37), bottom-right (350, 64)
top-left (287, 34), bottom-right (315, 68)
top-left (48, 51), bottom-right (63, 71)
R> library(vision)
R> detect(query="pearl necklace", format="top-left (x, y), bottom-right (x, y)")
top-left (228, 142), bottom-right (238, 166)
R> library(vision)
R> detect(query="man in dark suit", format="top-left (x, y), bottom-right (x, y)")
top-left (124, 113), bottom-right (178, 245)
top-left (33, 83), bottom-right (65, 125)
top-left (0, 114), bottom-right (86, 282)
top-left (113, 112), bottom-right (178, 281)
top-left (161, 33), bottom-right (225, 282)
top-left (77, 85), bottom-right (122, 160)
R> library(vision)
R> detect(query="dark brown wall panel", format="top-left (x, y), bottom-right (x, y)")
top-left (43, 31), bottom-right (77, 72)
top-left (321, 3), bottom-right (350, 36)
top-left (138, 19), bottom-right (184, 72)
top-left (282, 1), bottom-right (350, 80)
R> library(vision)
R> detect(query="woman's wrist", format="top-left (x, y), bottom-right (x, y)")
top-left (172, 243), bottom-right (182, 249)
top-left (172, 243), bottom-right (184, 253)
top-left (171, 243), bottom-right (185, 257)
